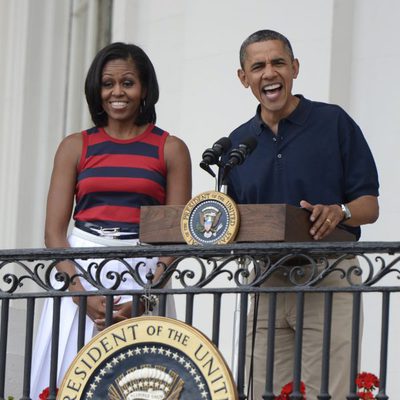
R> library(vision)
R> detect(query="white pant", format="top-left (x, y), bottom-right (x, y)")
top-left (30, 229), bottom-right (159, 398)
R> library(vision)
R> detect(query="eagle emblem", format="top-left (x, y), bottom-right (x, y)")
top-left (181, 191), bottom-right (240, 245)
top-left (196, 206), bottom-right (223, 238)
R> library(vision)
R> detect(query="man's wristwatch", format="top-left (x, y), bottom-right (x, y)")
top-left (340, 203), bottom-right (352, 221)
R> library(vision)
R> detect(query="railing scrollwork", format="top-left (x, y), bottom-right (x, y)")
top-left (1, 242), bottom-right (400, 295)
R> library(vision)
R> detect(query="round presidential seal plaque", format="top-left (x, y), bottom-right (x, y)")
top-left (58, 316), bottom-right (238, 400)
top-left (180, 191), bottom-right (240, 245)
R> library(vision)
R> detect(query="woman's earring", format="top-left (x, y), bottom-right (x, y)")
top-left (97, 108), bottom-right (106, 116)
top-left (140, 99), bottom-right (146, 113)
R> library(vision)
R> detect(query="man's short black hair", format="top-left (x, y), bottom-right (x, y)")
top-left (239, 29), bottom-right (294, 68)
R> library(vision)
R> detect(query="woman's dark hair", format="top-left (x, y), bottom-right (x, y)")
top-left (85, 42), bottom-right (159, 126)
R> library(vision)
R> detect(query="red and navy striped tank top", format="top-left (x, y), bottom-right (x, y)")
top-left (73, 124), bottom-right (168, 232)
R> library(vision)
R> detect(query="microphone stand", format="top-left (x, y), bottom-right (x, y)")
top-left (217, 163), bottom-right (228, 194)
top-left (200, 156), bottom-right (251, 377)
top-left (216, 162), bottom-right (250, 378)
top-left (201, 139), bottom-right (257, 377)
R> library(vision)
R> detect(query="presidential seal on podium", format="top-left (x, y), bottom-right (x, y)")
top-left (180, 191), bottom-right (240, 245)
top-left (58, 316), bottom-right (238, 399)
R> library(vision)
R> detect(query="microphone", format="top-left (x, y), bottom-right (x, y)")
top-left (200, 137), bottom-right (232, 177)
top-left (220, 136), bottom-right (258, 189)
top-left (225, 136), bottom-right (258, 168)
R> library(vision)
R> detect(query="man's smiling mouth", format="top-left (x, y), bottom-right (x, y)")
top-left (262, 83), bottom-right (282, 99)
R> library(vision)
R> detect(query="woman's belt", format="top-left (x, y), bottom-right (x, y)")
top-left (74, 221), bottom-right (139, 240)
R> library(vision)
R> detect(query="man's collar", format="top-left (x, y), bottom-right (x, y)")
top-left (252, 95), bottom-right (312, 133)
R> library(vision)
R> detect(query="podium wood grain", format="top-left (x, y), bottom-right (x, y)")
top-left (139, 204), bottom-right (355, 244)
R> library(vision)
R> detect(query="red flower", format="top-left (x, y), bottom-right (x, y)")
top-left (274, 373), bottom-right (379, 400)
top-left (281, 381), bottom-right (294, 395)
top-left (355, 372), bottom-right (379, 400)
top-left (39, 387), bottom-right (49, 400)
top-left (39, 387), bottom-right (58, 400)
top-left (275, 381), bottom-right (306, 399)
top-left (356, 372), bottom-right (379, 391)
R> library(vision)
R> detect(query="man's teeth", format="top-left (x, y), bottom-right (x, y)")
top-left (263, 84), bottom-right (281, 92)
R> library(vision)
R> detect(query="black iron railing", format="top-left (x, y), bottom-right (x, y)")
top-left (0, 242), bottom-right (399, 400)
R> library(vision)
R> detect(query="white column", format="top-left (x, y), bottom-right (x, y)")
top-left (0, 1), bottom-right (29, 249)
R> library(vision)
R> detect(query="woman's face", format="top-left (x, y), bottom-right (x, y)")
top-left (100, 58), bottom-right (146, 125)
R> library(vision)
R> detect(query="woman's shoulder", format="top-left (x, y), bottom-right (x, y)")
top-left (65, 130), bottom-right (83, 141)
top-left (63, 126), bottom-right (99, 143)
top-left (55, 131), bottom-right (83, 161)
top-left (165, 134), bottom-right (189, 151)
top-left (164, 134), bottom-right (191, 170)
top-left (59, 131), bottom-right (82, 148)
top-left (151, 125), bottom-right (190, 160)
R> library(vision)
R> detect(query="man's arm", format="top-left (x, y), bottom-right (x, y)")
top-left (300, 195), bottom-right (379, 240)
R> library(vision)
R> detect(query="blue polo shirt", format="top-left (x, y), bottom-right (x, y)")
top-left (225, 95), bottom-right (379, 240)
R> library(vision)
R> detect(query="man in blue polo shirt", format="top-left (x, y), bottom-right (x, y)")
top-left (226, 29), bottom-right (379, 399)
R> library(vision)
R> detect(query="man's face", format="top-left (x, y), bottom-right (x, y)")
top-left (238, 40), bottom-right (299, 120)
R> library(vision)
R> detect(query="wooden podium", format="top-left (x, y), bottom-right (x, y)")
top-left (139, 204), bottom-right (355, 244)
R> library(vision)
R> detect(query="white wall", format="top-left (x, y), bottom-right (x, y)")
top-left (349, 0), bottom-right (400, 391)
top-left (350, 0), bottom-right (400, 241)
top-left (112, 0), bottom-right (400, 395)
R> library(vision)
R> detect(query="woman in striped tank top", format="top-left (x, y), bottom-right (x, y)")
top-left (30, 42), bottom-right (192, 397)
